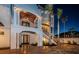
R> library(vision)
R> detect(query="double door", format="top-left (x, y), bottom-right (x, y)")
top-left (23, 35), bottom-right (30, 44)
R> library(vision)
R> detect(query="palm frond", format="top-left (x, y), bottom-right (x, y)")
top-left (57, 8), bottom-right (63, 19)
top-left (45, 4), bottom-right (53, 14)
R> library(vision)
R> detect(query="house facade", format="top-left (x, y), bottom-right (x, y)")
top-left (0, 4), bottom-right (56, 49)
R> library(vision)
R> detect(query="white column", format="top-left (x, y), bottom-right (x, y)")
top-left (37, 18), bottom-right (42, 29)
top-left (37, 31), bottom-right (43, 46)
top-left (13, 10), bottom-right (20, 26)
top-left (11, 28), bottom-right (16, 49)
top-left (13, 11), bottom-right (17, 25)
top-left (37, 18), bottom-right (43, 46)
top-left (17, 11), bottom-right (20, 26)
top-left (11, 32), bottom-right (20, 49)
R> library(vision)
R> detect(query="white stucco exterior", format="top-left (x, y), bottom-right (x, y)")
top-left (0, 4), bottom-right (55, 49)
top-left (0, 5), bottom-right (11, 48)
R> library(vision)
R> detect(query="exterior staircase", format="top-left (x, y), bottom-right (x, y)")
top-left (43, 31), bottom-right (57, 45)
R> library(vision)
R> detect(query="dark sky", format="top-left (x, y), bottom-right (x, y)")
top-left (53, 4), bottom-right (79, 35)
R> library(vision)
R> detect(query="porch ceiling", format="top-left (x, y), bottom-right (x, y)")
top-left (21, 31), bottom-right (36, 34)
top-left (20, 11), bottom-right (37, 23)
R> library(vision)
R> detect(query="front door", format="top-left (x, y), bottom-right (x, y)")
top-left (23, 35), bottom-right (30, 44)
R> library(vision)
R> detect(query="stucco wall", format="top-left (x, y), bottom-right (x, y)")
top-left (59, 38), bottom-right (79, 44)
top-left (0, 27), bottom-right (10, 48)
top-left (0, 5), bottom-right (11, 27)
top-left (0, 5), bottom-right (10, 48)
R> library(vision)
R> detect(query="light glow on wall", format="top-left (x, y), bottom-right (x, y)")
top-left (43, 37), bottom-right (48, 43)
top-left (14, 7), bottom-right (22, 13)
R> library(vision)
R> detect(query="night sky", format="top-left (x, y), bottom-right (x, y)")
top-left (53, 4), bottom-right (79, 35)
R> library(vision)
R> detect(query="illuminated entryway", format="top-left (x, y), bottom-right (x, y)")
top-left (11, 5), bottom-right (43, 49)
top-left (19, 31), bottom-right (38, 48)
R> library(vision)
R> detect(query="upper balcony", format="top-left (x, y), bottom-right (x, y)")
top-left (15, 4), bottom-right (41, 17)
top-left (20, 11), bottom-right (38, 28)
top-left (12, 5), bottom-right (42, 29)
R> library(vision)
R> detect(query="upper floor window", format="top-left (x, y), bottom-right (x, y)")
top-left (22, 21), bottom-right (30, 27)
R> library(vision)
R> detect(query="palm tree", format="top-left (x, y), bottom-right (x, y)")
top-left (61, 16), bottom-right (68, 38)
top-left (45, 4), bottom-right (53, 33)
top-left (69, 27), bottom-right (75, 38)
top-left (57, 8), bottom-right (63, 38)
top-left (44, 4), bottom-right (54, 44)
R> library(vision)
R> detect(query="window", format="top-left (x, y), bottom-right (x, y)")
top-left (22, 21), bottom-right (30, 27)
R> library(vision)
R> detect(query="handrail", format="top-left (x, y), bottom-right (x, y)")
top-left (43, 31), bottom-right (57, 45)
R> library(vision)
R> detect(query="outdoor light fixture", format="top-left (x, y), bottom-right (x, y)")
top-left (14, 7), bottom-right (22, 13)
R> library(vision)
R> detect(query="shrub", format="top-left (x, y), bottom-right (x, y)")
top-left (31, 42), bottom-right (37, 46)
top-left (73, 41), bottom-right (77, 45)
top-left (67, 41), bottom-right (71, 44)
